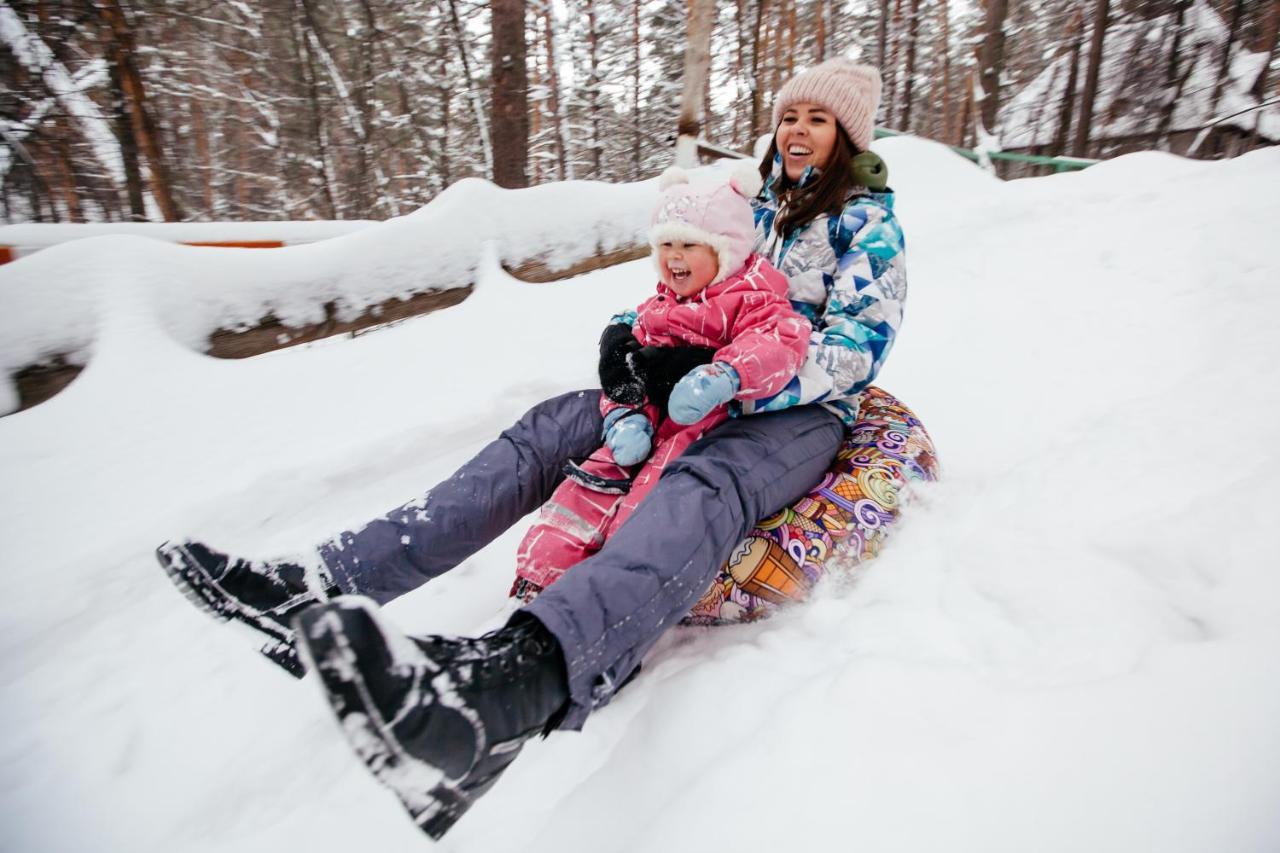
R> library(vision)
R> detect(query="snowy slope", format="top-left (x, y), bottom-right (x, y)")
top-left (2, 138), bottom-right (1278, 853)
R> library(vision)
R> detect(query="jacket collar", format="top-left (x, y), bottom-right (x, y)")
top-left (762, 152), bottom-right (822, 201)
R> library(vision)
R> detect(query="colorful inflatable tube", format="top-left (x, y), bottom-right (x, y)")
top-left (512, 386), bottom-right (939, 623)
top-left (682, 385), bottom-right (939, 625)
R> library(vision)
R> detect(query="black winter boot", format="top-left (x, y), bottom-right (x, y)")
top-left (156, 540), bottom-right (341, 677)
top-left (294, 596), bottom-right (570, 840)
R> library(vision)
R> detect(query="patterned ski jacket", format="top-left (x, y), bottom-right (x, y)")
top-left (605, 253), bottom-right (811, 421)
top-left (742, 155), bottom-right (907, 426)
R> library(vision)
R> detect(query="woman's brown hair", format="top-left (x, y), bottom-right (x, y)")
top-left (757, 123), bottom-right (861, 238)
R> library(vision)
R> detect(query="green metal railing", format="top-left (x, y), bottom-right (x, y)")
top-left (874, 127), bottom-right (1098, 172)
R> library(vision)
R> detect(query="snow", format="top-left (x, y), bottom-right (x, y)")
top-left (2, 137), bottom-right (1280, 852)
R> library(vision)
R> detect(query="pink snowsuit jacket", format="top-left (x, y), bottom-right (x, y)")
top-left (514, 254), bottom-right (812, 593)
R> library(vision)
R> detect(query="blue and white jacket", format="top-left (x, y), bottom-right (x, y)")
top-left (740, 155), bottom-right (907, 427)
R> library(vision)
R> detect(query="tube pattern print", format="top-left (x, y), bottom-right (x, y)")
top-left (681, 385), bottom-right (939, 625)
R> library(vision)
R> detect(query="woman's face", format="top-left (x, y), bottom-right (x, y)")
top-left (776, 103), bottom-right (838, 182)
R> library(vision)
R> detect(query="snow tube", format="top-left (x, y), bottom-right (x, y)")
top-left (511, 386), bottom-right (938, 623)
top-left (681, 385), bottom-right (939, 625)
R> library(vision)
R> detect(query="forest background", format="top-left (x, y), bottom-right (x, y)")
top-left (2, 0), bottom-right (1277, 224)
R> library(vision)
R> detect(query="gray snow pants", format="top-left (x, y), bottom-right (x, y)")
top-left (318, 389), bottom-right (844, 729)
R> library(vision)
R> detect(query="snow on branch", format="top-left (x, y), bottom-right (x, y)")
top-left (0, 5), bottom-right (125, 188)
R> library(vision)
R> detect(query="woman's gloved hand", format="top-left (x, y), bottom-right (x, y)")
top-left (668, 363), bottom-right (740, 425)
top-left (629, 344), bottom-right (719, 412)
top-left (598, 323), bottom-right (645, 405)
top-left (602, 409), bottom-right (654, 466)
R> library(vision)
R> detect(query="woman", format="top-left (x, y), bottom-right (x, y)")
top-left (157, 58), bottom-right (906, 839)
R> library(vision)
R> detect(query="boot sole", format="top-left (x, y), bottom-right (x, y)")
top-left (155, 541), bottom-right (305, 678)
top-left (294, 598), bottom-right (483, 840)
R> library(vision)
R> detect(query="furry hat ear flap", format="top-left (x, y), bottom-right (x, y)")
top-left (658, 166), bottom-right (690, 191)
top-left (728, 160), bottom-right (764, 199)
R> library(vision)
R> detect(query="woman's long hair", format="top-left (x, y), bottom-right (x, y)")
top-left (757, 123), bottom-right (860, 238)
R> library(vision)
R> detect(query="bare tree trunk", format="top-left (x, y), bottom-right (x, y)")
top-left (490, 0), bottom-right (529, 188)
top-left (751, 0), bottom-right (772, 139)
top-left (1208, 0), bottom-right (1244, 119)
top-left (938, 0), bottom-right (953, 142)
top-left (1053, 10), bottom-right (1084, 156)
top-left (1154, 0), bottom-right (1194, 147)
top-left (677, 0), bottom-right (717, 166)
top-left (901, 0), bottom-right (919, 132)
top-left (768, 2), bottom-right (781, 118)
top-left (1249, 0), bottom-right (1278, 101)
top-left (886, 0), bottom-right (901, 126)
top-left (1246, 0), bottom-right (1279, 149)
top-left (960, 68), bottom-right (975, 147)
top-left (542, 1), bottom-right (569, 180)
top-left (356, 0), bottom-right (382, 214)
top-left (975, 0), bottom-right (1011, 137)
top-left (107, 54), bottom-right (146, 220)
top-left (293, 1), bottom-right (338, 218)
top-left (191, 97), bottom-right (214, 216)
top-left (815, 0), bottom-right (826, 60)
top-left (529, 36), bottom-right (543, 185)
top-left (99, 0), bottom-right (181, 220)
top-left (735, 0), bottom-right (749, 150)
top-left (783, 0), bottom-right (795, 76)
top-left (877, 0), bottom-right (890, 69)
top-left (447, 0), bottom-right (494, 179)
top-left (55, 127), bottom-right (83, 222)
top-left (586, 0), bottom-right (603, 175)
top-left (1073, 0), bottom-right (1110, 157)
top-left (632, 0), bottom-right (643, 178)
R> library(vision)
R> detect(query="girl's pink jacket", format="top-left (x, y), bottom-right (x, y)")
top-left (608, 253), bottom-right (812, 420)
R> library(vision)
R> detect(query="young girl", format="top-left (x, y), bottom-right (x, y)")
top-left (512, 165), bottom-right (811, 598)
top-left (157, 57), bottom-right (905, 839)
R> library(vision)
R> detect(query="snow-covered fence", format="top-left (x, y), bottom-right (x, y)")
top-left (0, 221), bottom-right (377, 265)
top-left (0, 172), bottom-right (672, 415)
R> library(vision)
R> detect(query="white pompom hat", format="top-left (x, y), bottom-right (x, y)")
top-left (649, 160), bottom-right (763, 285)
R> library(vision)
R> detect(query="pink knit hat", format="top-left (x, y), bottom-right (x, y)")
top-left (649, 161), bottom-right (763, 285)
top-left (771, 59), bottom-right (882, 152)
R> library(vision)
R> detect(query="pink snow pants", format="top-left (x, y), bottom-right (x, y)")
top-left (514, 409), bottom-right (725, 590)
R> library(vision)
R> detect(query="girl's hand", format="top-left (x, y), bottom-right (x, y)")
top-left (598, 323), bottom-right (645, 405)
top-left (668, 363), bottom-right (740, 425)
top-left (603, 410), bottom-right (654, 466)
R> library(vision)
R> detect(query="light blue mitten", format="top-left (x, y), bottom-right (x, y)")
top-left (603, 410), bottom-right (654, 466)
top-left (668, 362), bottom-right (740, 425)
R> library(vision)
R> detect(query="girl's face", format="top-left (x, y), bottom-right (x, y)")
top-left (776, 103), bottom-right (838, 182)
top-left (657, 241), bottom-right (719, 297)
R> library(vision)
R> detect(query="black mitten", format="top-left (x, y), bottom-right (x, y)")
top-left (598, 323), bottom-right (645, 405)
top-left (630, 344), bottom-right (719, 414)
